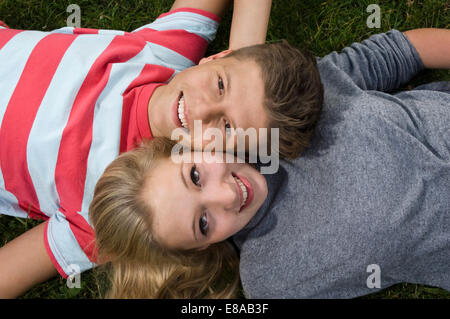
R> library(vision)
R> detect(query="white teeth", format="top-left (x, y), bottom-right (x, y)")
top-left (235, 177), bottom-right (248, 208)
top-left (177, 94), bottom-right (188, 129)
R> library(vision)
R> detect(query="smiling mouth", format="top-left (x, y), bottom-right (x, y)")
top-left (232, 173), bottom-right (249, 211)
top-left (177, 92), bottom-right (189, 130)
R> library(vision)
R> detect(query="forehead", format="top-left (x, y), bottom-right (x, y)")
top-left (221, 57), bottom-right (269, 127)
top-left (143, 157), bottom-right (197, 250)
top-left (144, 159), bottom-right (182, 241)
top-left (222, 56), bottom-right (264, 92)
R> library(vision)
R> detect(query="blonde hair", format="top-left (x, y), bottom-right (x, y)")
top-left (89, 138), bottom-right (240, 298)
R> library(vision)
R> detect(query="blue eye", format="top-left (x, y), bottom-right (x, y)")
top-left (190, 164), bottom-right (200, 186)
top-left (218, 76), bottom-right (224, 95)
top-left (199, 213), bottom-right (208, 236)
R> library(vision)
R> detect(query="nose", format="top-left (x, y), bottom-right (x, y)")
top-left (190, 94), bottom-right (222, 127)
top-left (189, 102), bottom-right (226, 149)
top-left (201, 163), bottom-right (240, 213)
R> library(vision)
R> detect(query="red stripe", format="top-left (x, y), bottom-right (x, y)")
top-left (0, 29), bottom-right (23, 50)
top-left (54, 35), bottom-right (145, 262)
top-left (134, 28), bottom-right (208, 64)
top-left (0, 33), bottom-right (76, 219)
top-left (158, 7), bottom-right (221, 23)
top-left (43, 220), bottom-right (68, 278)
top-left (120, 64), bottom-right (173, 153)
top-left (123, 64), bottom-right (173, 96)
top-left (64, 209), bottom-right (98, 264)
top-left (73, 28), bottom-right (99, 35)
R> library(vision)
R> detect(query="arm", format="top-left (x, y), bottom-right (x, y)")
top-left (0, 221), bottom-right (57, 298)
top-left (322, 30), bottom-right (425, 92)
top-left (170, 0), bottom-right (231, 17)
top-left (403, 28), bottom-right (450, 69)
top-left (228, 0), bottom-right (272, 50)
top-left (170, 0), bottom-right (272, 50)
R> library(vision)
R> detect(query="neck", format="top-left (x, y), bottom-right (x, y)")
top-left (147, 84), bottom-right (166, 138)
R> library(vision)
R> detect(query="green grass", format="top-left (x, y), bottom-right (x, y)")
top-left (0, 0), bottom-right (449, 299)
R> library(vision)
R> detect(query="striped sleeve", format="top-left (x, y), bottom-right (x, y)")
top-left (45, 210), bottom-right (96, 278)
top-left (132, 8), bottom-right (220, 66)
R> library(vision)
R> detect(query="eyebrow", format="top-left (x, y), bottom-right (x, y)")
top-left (224, 67), bottom-right (237, 129)
top-left (225, 67), bottom-right (231, 93)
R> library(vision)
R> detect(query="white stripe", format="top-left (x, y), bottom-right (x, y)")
top-left (47, 211), bottom-right (94, 275)
top-left (98, 29), bottom-right (125, 36)
top-left (134, 11), bottom-right (218, 42)
top-left (146, 41), bottom-right (195, 72)
top-left (0, 191), bottom-right (27, 218)
top-left (27, 35), bottom-right (113, 217)
top-left (50, 27), bottom-right (75, 34)
top-left (80, 51), bottom-right (151, 219)
top-left (0, 31), bottom-right (47, 218)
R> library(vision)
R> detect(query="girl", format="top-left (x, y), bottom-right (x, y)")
top-left (89, 137), bottom-right (267, 298)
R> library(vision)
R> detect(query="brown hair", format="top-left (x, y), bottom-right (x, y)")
top-left (226, 40), bottom-right (324, 160)
top-left (89, 138), bottom-right (240, 298)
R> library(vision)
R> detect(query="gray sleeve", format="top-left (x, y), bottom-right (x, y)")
top-left (320, 29), bottom-right (424, 92)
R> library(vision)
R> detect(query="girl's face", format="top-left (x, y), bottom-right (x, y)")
top-left (143, 153), bottom-right (268, 251)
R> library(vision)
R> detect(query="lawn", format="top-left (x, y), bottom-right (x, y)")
top-left (0, 0), bottom-right (449, 299)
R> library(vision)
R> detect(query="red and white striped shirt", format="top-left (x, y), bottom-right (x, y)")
top-left (0, 8), bottom-right (220, 278)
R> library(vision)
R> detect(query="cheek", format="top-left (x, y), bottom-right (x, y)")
top-left (255, 176), bottom-right (268, 204)
top-left (213, 214), bottom-right (241, 242)
top-left (183, 69), bottom-right (209, 89)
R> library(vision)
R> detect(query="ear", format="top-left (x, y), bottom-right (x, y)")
top-left (199, 49), bottom-right (233, 65)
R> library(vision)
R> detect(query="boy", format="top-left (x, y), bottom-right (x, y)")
top-left (233, 28), bottom-right (450, 298)
top-left (0, 0), bottom-right (322, 298)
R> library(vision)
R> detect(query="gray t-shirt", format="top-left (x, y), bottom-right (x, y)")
top-left (232, 30), bottom-right (450, 298)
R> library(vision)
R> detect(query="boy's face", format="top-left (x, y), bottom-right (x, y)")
top-left (148, 53), bottom-right (269, 151)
